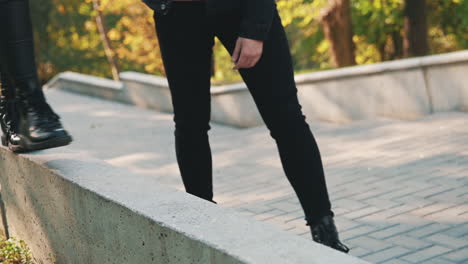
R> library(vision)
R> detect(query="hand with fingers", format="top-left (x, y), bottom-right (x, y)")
top-left (232, 37), bottom-right (264, 70)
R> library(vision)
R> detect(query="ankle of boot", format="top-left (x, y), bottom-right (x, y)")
top-left (15, 78), bottom-right (46, 101)
top-left (305, 211), bottom-right (335, 227)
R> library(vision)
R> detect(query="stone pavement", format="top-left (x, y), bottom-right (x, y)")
top-left (46, 89), bottom-right (467, 264)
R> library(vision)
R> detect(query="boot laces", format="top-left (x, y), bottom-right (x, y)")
top-left (27, 99), bottom-right (62, 130)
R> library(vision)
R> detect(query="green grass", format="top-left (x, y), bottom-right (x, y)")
top-left (0, 236), bottom-right (33, 264)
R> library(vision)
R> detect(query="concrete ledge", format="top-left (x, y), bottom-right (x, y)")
top-left (423, 62), bottom-right (468, 112)
top-left (294, 50), bottom-right (468, 84)
top-left (119, 72), bottom-right (262, 127)
top-left (0, 147), bottom-right (367, 264)
top-left (119, 72), bottom-right (173, 113)
top-left (45, 72), bottom-right (126, 103)
top-left (46, 50), bottom-right (468, 127)
top-left (296, 68), bottom-right (431, 123)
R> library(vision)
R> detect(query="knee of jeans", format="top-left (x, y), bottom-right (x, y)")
top-left (266, 104), bottom-right (308, 140)
top-left (174, 121), bottom-right (211, 139)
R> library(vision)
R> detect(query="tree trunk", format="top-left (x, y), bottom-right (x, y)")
top-left (321, 0), bottom-right (356, 68)
top-left (390, 30), bottom-right (404, 60)
top-left (92, 0), bottom-right (120, 81)
top-left (403, 0), bottom-right (429, 57)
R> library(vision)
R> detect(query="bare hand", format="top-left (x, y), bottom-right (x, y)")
top-left (232, 37), bottom-right (264, 70)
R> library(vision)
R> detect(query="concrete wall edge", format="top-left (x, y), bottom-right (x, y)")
top-left (0, 147), bottom-right (368, 264)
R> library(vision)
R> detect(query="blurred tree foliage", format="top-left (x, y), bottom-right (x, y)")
top-left (30, 0), bottom-right (468, 83)
top-left (30, 0), bottom-right (163, 83)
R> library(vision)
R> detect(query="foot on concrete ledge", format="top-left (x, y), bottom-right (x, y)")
top-left (309, 215), bottom-right (350, 254)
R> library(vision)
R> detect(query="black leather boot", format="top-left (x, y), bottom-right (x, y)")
top-left (0, 0), bottom-right (72, 152)
top-left (309, 215), bottom-right (350, 253)
top-left (12, 79), bottom-right (72, 153)
top-left (0, 73), bottom-right (21, 148)
top-left (0, 100), bottom-right (21, 149)
top-left (0, 74), bottom-right (10, 145)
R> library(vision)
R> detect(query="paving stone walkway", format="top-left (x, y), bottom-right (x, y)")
top-left (47, 89), bottom-right (467, 264)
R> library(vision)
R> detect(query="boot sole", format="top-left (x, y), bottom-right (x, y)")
top-left (10, 134), bottom-right (73, 153)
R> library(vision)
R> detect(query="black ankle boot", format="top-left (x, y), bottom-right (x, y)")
top-left (12, 79), bottom-right (72, 153)
top-left (0, 74), bottom-right (21, 148)
top-left (309, 215), bottom-right (349, 253)
top-left (0, 95), bottom-right (21, 148)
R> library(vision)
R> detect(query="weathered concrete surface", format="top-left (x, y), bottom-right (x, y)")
top-left (45, 71), bottom-right (126, 103)
top-left (424, 62), bottom-right (468, 112)
top-left (46, 50), bottom-right (468, 127)
top-left (296, 68), bottom-right (430, 123)
top-left (210, 86), bottom-right (263, 128)
top-left (0, 147), bottom-right (366, 264)
top-left (119, 72), bottom-right (173, 113)
top-left (41, 89), bottom-right (468, 264)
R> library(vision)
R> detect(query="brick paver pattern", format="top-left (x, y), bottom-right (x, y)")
top-left (48, 90), bottom-right (468, 264)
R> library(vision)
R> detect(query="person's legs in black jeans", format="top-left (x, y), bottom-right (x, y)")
top-left (155, 3), bottom-right (332, 221)
top-left (0, 0), bottom-right (38, 85)
top-left (154, 2), bottom-right (215, 202)
top-left (154, 2), bottom-right (348, 253)
top-left (213, 9), bottom-right (333, 225)
top-left (214, 6), bottom-right (347, 252)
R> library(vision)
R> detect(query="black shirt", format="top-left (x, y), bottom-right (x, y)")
top-left (143, 0), bottom-right (275, 41)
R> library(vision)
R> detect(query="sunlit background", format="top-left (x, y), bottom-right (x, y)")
top-left (30, 0), bottom-right (468, 84)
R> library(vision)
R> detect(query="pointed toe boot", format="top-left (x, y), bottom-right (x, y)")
top-left (309, 215), bottom-right (350, 253)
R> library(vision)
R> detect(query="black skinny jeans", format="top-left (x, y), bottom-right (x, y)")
top-left (0, 0), bottom-right (43, 99)
top-left (154, 2), bottom-right (333, 225)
